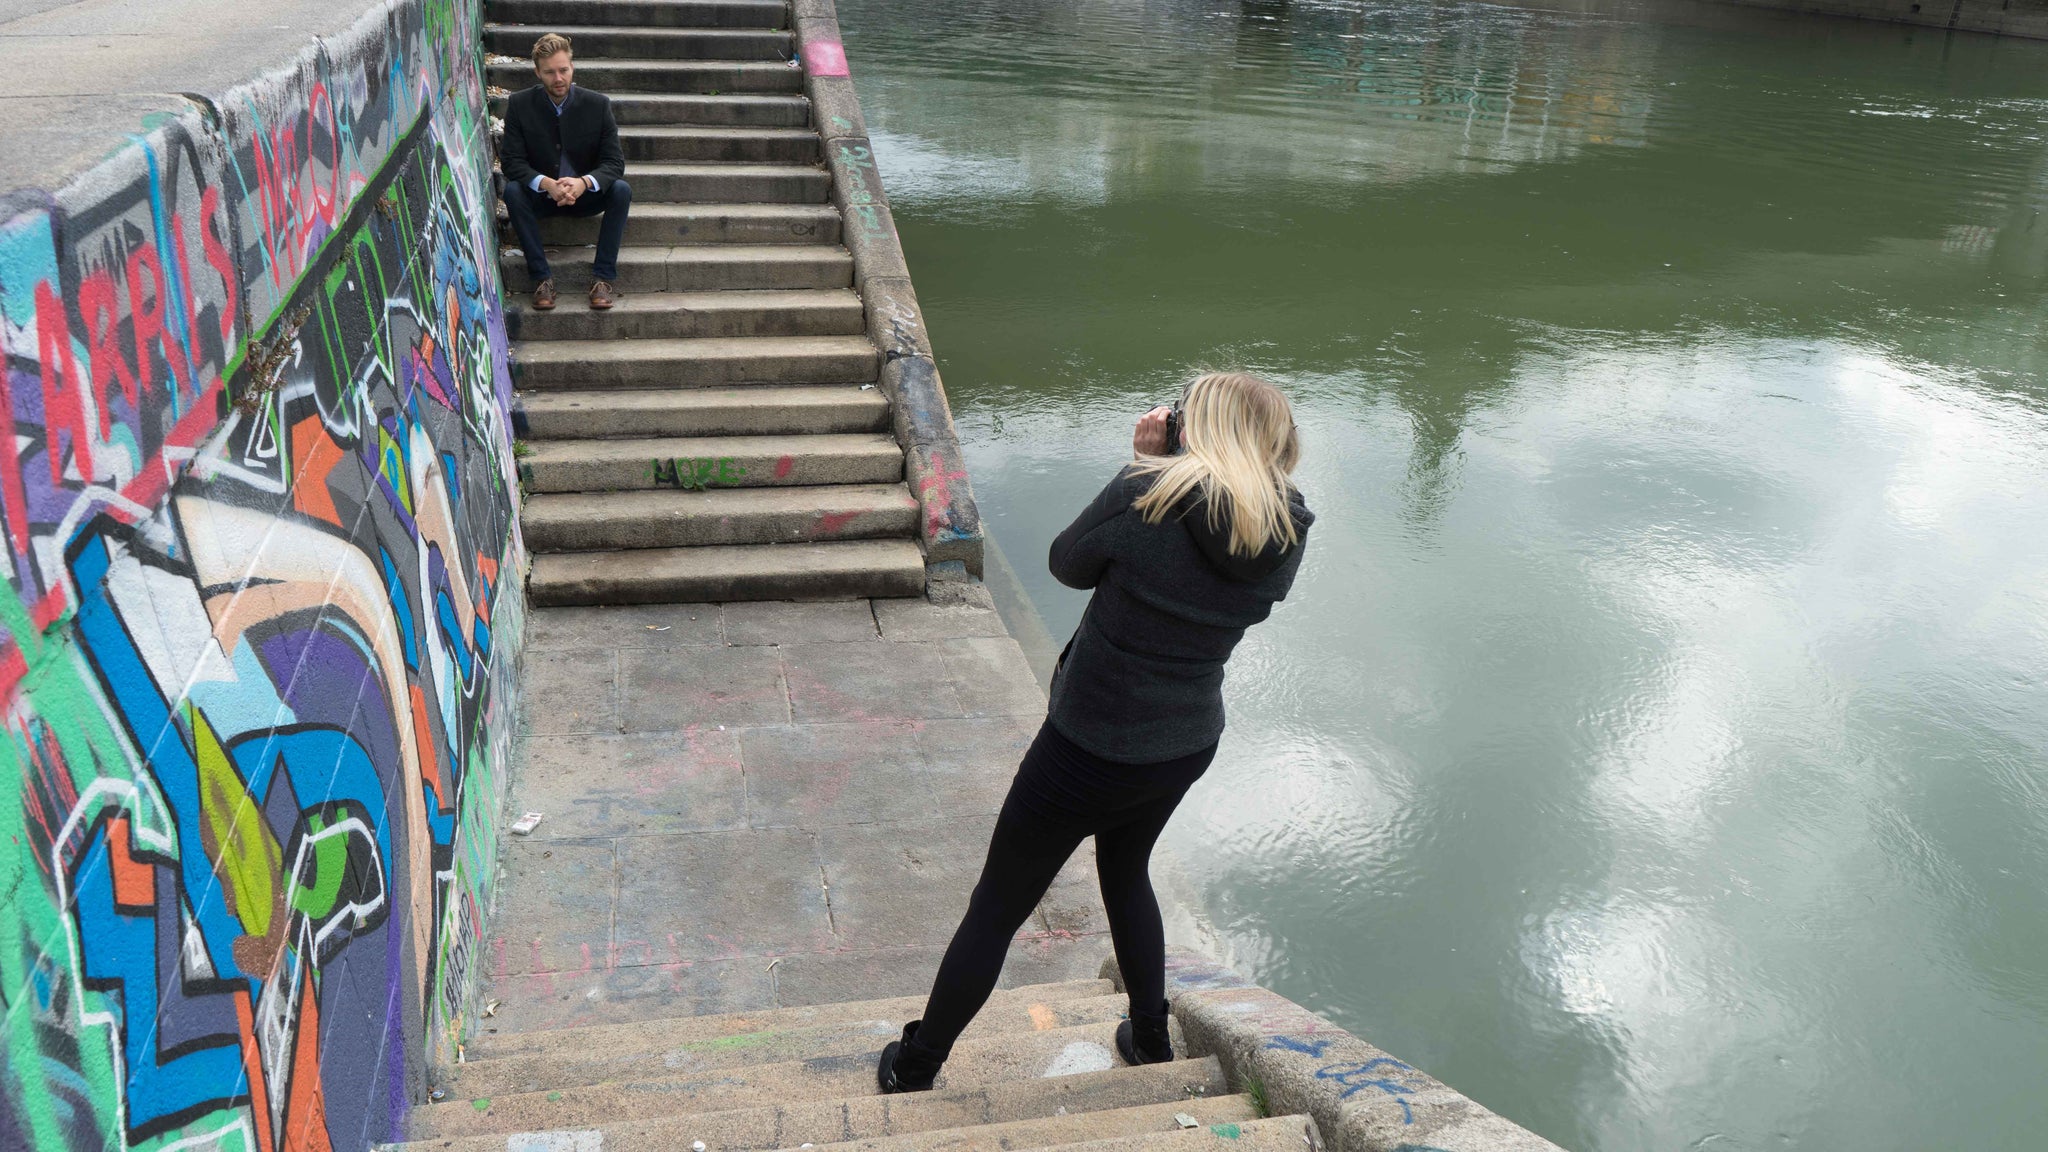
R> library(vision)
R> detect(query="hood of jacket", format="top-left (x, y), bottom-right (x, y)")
top-left (1182, 488), bottom-right (1315, 583)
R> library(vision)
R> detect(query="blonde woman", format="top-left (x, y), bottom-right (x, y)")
top-left (879, 372), bottom-right (1314, 1092)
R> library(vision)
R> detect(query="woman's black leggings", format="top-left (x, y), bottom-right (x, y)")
top-left (914, 719), bottom-right (1217, 1055)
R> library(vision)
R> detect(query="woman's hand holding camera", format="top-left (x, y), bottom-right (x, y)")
top-left (1133, 406), bottom-right (1173, 457)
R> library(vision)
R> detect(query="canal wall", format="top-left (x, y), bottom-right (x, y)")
top-left (1713, 0), bottom-right (2048, 37)
top-left (0, 2), bottom-right (522, 1150)
top-left (1107, 952), bottom-right (1567, 1152)
top-left (791, 0), bottom-right (986, 580)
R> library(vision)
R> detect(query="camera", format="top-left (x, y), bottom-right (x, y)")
top-left (1162, 401), bottom-right (1184, 455)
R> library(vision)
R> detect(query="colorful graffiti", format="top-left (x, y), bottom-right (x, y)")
top-left (0, 1), bottom-right (521, 1150)
top-left (651, 457), bottom-right (748, 490)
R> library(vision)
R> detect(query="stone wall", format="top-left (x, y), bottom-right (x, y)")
top-left (792, 0), bottom-right (986, 579)
top-left (1106, 952), bottom-right (1569, 1152)
top-left (1714, 0), bottom-right (2048, 37)
top-left (0, 2), bottom-right (522, 1150)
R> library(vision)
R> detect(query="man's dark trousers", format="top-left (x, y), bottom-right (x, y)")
top-left (501, 178), bottom-right (633, 283)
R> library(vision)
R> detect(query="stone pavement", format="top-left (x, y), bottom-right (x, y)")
top-left (480, 595), bottom-right (1111, 1035)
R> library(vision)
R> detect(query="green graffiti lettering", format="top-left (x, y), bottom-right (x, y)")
top-left (651, 457), bottom-right (745, 490)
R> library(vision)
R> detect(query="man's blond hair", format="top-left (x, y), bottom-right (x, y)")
top-left (532, 33), bottom-right (572, 64)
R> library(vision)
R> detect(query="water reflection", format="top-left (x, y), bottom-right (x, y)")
top-left (836, 0), bottom-right (2048, 1147)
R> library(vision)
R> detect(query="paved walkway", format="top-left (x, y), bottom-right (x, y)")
top-left (480, 597), bottom-right (1111, 1036)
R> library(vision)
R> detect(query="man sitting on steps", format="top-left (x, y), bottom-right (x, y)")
top-left (499, 32), bottom-right (631, 312)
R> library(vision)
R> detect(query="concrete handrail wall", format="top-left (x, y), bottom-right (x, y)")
top-left (0, 1), bottom-right (521, 1148)
top-left (790, 0), bottom-right (986, 579)
top-left (1105, 951), bottom-right (1570, 1152)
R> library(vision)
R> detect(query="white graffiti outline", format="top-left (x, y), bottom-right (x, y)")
top-left (286, 813), bottom-right (387, 957)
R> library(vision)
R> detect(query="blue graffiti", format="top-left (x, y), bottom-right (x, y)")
top-left (73, 820), bottom-right (248, 1139)
top-left (1266, 1035), bottom-right (1338, 1057)
top-left (1315, 1057), bottom-right (1421, 1123)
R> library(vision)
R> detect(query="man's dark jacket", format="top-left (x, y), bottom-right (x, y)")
top-left (499, 85), bottom-right (625, 191)
top-left (1046, 465), bottom-right (1313, 763)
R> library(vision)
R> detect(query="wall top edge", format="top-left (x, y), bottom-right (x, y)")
top-left (0, 0), bottom-right (414, 201)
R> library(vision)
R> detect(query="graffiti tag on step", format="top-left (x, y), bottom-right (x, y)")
top-left (652, 457), bottom-right (747, 490)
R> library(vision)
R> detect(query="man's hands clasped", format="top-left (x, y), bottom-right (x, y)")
top-left (540, 175), bottom-right (592, 206)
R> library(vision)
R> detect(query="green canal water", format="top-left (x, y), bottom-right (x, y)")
top-left (834, 0), bottom-right (2048, 1147)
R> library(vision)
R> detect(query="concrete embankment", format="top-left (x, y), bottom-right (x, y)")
top-left (1122, 952), bottom-right (1568, 1152)
top-left (1711, 0), bottom-right (2048, 37)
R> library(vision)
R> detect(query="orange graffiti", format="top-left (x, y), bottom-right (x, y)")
top-left (106, 817), bottom-right (155, 909)
top-left (291, 416), bottom-right (348, 527)
top-left (280, 966), bottom-right (332, 1152)
top-left (232, 992), bottom-right (276, 1152)
top-left (412, 684), bottom-right (448, 813)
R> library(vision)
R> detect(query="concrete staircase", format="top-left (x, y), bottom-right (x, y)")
top-left (394, 978), bottom-right (1324, 1151)
top-left (488, 0), bottom-right (926, 604)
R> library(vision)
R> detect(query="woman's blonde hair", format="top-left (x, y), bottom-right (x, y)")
top-left (1131, 371), bottom-right (1301, 557)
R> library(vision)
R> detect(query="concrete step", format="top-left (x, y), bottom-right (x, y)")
top-left (413, 1020), bottom-right (1147, 1137)
top-left (789, 1096), bottom-right (1262, 1152)
top-left (487, 58), bottom-right (803, 95)
top-left (493, 91), bottom-right (812, 126)
top-left (485, 0), bottom-right (789, 27)
top-left (623, 160), bottom-right (829, 204)
top-left (396, 1058), bottom-right (1226, 1151)
top-left (529, 202), bottom-right (840, 247)
top-left (523, 483), bottom-right (919, 551)
top-left (614, 92), bottom-right (811, 126)
top-left (470, 978), bottom-right (1113, 1060)
top-left (484, 23), bottom-right (791, 59)
top-left (1015, 1117), bottom-right (1319, 1152)
top-left (518, 384), bottom-right (886, 439)
top-left (621, 124), bottom-right (820, 163)
top-left (452, 986), bottom-right (1127, 1100)
top-left (512, 334), bottom-right (878, 390)
top-left (528, 538), bottom-right (926, 604)
top-left (501, 244), bottom-right (853, 293)
top-left (506, 288), bottom-right (863, 341)
top-left (519, 432), bottom-right (902, 492)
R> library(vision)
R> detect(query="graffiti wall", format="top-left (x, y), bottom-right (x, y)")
top-left (0, 1), bottom-right (522, 1149)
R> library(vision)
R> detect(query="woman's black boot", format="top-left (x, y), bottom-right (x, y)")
top-left (1116, 1004), bottom-right (1174, 1065)
top-left (878, 1020), bottom-right (945, 1093)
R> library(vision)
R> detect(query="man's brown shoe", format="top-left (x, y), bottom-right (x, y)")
top-left (532, 279), bottom-right (557, 311)
top-left (589, 280), bottom-right (618, 311)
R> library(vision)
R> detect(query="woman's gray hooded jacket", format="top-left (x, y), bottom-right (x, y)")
top-left (1046, 465), bottom-right (1314, 762)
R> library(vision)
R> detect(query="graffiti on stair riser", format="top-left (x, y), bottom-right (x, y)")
top-left (652, 456), bottom-right (748, 490)
top-left (0, 2), bottom-right (522, 1151)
